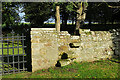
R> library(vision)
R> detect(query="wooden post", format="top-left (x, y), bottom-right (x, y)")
top-left (55, 6), bottom-right (60, 32)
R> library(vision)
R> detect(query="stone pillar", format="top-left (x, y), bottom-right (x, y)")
top-left (31, 28), bottom-right (58, 72)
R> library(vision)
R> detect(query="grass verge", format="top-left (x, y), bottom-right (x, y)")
top-left (2, 57), bottom-right (120, 78)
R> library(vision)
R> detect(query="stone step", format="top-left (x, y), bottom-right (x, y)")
top-left (69, 43), bottom-right (80, 48)
top-left (60, 51), bottom-right (77, 59)
top-left (57, 59), bottom-right (71, 67)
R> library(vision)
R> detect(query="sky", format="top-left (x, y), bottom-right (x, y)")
top-left (19, 12), bottom-right (25, 23)
top-left (18, 7), bottom-right (26, 23)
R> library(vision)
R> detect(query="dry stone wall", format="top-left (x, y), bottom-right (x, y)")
top-left (56, 29), bottom-right (114, 66)
top-left (31, 28), bottom-right (117, 72)
top-left (31, 28), bottom-right (58, 72)
top-left (73, 29), bottom-right (114, 62)
top-left (110, 29), bottom-right (120, 56)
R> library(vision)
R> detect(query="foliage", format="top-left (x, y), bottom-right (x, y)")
top-left (2, 2), bottom-right (20, 28)
top-left (23, 2), bottom-right (54, 26)
top-left (86, 2), bottom-right (120, 24)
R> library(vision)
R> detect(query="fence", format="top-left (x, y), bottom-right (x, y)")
top-left (0, 31), bottom-right (27, 75)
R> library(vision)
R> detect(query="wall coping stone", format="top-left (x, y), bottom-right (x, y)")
top-left (31, 28), bottom-right (56, 31)
top-left (71, 36), bottom-right (80, 39)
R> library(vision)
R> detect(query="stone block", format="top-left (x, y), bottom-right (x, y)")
top-left (58, 59), bottom-right (71, 66)
top-left (31, 39), bottom-right (39, 43)
top-left (31, 28), bottom-right (56, 31)
top-left (32, 58), bottom-right (51, 72)
top-left (70, 39), bottom-right (80, 43)
top-left (71, 36), bottom-right (80, 40)
top-left (31, 43), bottom-right (44, 48)
top-left (58, 45), bottom-right (69, 52)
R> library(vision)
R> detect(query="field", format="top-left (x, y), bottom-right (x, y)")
top-left (2, 57), bottom-right (120, 79)
top-left (0, 41), bottom-right (24, 55)
top-left (0, 41), bottom-right (26, 72)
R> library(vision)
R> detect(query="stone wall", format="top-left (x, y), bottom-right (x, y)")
top-left (73, 29), bottom-right (114, 62)
top-left (31, 28), bottom-right (117, 72)
top-left (110, 29), bottom-right (120, 56)
top-left (56, 29), bottom-right (114, 66)
top-left (31, 28), bottom-right (58, 72)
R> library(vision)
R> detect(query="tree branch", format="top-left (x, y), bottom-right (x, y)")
top-left (71, 2), bottom-right (78, 8)
top-left (108, 5), bottom-right (120, 8)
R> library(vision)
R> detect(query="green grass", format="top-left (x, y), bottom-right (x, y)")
top-left (2, 58), bottom-right (120, 78)
top-left (0, 41), bottom-right (25, 55)
top-left (0, 41), bottom-right (26, 72)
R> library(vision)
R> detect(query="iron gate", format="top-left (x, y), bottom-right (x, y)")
top-left (0, 31), bottom-right (27, 75)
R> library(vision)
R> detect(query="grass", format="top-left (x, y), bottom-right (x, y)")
top-left (0, 41), bottom-right (26, 72)
top-left (0, 41), bottom-right (25, 55)
top-left (2, 57), bottom-right (120, 78)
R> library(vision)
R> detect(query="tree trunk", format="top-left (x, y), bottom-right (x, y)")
top-left (72, 17), bottom-right (74, 26)
top-left (104, 17), bottom-right (106, 25)
top-left (64, 16), bottom-right (68, 26)
top-left (74, 2), bottom-right (87, 35)
top-left (89, 19), bottom-right (91, 25)
top-left (55, 6), bottom-right (60, 32)
top-left (75, 3), bottom-right (81, 31)
top-left (62, 14), bottom-right (64, 25)
top-left (62, 10), bottom-right (68, 26)
top-left (74, 3), bottom-right (81, 35)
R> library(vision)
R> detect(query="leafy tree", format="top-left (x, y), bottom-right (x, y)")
top-left (53, 2), bottom-right (88, 34)
top-left (2, 2), bottom-right (20, 28)
top-left (86, 2), bottom-right (120, 25)
top-left (23, 2), bottom-right (53, 27)
top-left (65, 2), bottom-right (88, 34)
top-left (60, 3), bottom-right (73, 26)
top-left (107, 2), bottom-right (120, 24)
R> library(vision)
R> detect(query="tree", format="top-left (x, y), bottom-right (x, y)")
top-left (2, 2), bottom-right (20, 28)
top-left (54, 2), bottom-right (88, 34)
top-left (23, 2), bottom-right (53, 27)
top-left (86, 2), bottom-right (120, 25)
top-left (60, 3), bottom-right (71, 26)
top-left (69, 2), bottom-right (88, 34)
top-left (107, 2), bottom-right (120, 24)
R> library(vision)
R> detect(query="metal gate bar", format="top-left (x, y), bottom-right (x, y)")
top-left (0, 31), bottom-right (27, 75)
